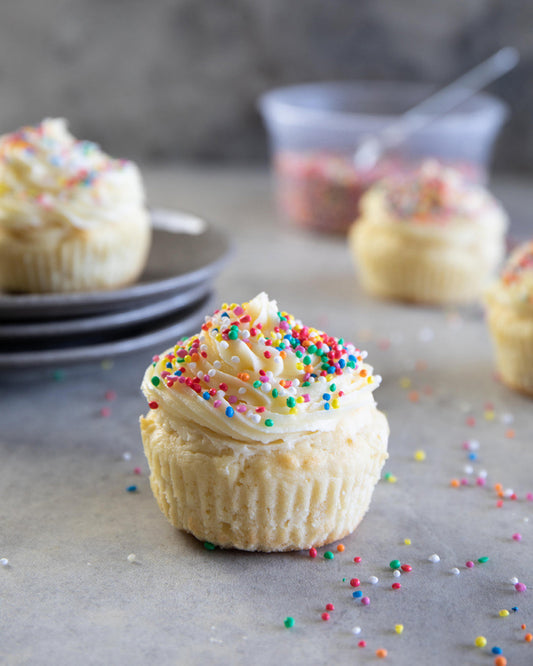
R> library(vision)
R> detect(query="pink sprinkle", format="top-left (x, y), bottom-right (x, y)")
top-left (228, 395), bottom-right (237, 404)
top-left (152, 355), bottom-right (160, 362)
top-left (466, 417), bottom-right (476, 427)
top-left (105, 390), bottom-right (116, 401)
top-left (100, 407), bottom-right (111, 418)
top-left (460, 478), bottom-right (468, 486)
top-left (134, 467), bottom-right (141, 475)
top-left (236, 405), bottom-right (247, 413)
top-left (361, 597), bottom-right (370, 606)
top-left (213, 400), bottom-right (222, 408)
top-left (476, 477), bottom-right (486, 486)
top-left (303, 394), bottom-right (310, 403)
top-left (526, 493), bottom-right (533, 501)
top-left (203, 374), bottom-right (210, 382)
top-left (462, 441), bottom-right (470, 450)
top-left (280, 321), bottom-right (289, 330)
top-left (515, 582), bottom-right (527, 592)
top-left (178, 376), bottom-right (186, 383)
top-left (161, 371), bottom-right (170, 378)
top-left (466, 561), bottom-right (474, 568)
top-left (512, 533), bottom-right (522, 541)
top-left (233, 306), bottom-right (244, 316)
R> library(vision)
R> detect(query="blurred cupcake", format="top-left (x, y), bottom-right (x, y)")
top-left (140, 292), bottom-right (389, 551)
top-left (348, 161), bottom-right (508, 305)
top-left (0, 118), bottom-right (151, 293)
top-left (485, 240), bottom-right (533, 396)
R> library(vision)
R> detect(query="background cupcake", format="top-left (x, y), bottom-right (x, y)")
top-left (349, 161), bottom-right (508, 305)
top-left (0, 118), bottom-right (151, 293)
top-left (485, 240), bottom-right (533, 396)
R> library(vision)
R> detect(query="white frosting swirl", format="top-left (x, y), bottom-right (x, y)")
top-left (0, 118), bottom-right (146, 233)
top-left (142, 293), bottom-right (382, 445)
top-left (486, 240), bottom-right (533, 314)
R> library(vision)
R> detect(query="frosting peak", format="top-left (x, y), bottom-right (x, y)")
top-left (142, 293), bottom-right (382, 444)
top-left (492, 240), bottom-right (533, 308)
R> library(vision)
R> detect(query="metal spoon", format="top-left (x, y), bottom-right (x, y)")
top-left (353, 46), bottom-right (520, 170)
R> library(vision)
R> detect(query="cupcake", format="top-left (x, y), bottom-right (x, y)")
top-left (140, 292), bottom-right (389, 552)
top-left (0, 118), bottom-right (151, 293)
top-left (485, 240), bottom-right (533, 396)
top-left (348, 162), bottom-right (508, 305)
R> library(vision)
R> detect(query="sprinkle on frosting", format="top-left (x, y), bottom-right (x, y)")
top-left (380, 161), bottom-right (492, 223)
top-left (142, 293), bottom-right (382, 440)
top-left (499, 241), bottom-right (533, 304)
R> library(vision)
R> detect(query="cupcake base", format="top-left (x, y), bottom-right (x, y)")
top-left (140, 407), bottom-right (389, 552)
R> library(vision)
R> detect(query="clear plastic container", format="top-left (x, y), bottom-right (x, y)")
top-left (259, 81), bottom-right (508, 233)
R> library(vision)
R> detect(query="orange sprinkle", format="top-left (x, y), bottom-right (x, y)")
top-left (415, 360), bottom-right (427, 371)
top-left (525, 633), bottom-right (533, 642)
top-left (505, 428), bottom-right (515, 439)
top-left (280, 351), bottom-right (286, 359)
top-left (336, 544), bottom-right (345, 552)
top-left (494, 483), bottom-right (503, 493)
top-left (497, 490), bottom-right (505, 499)
top-left (238, 372), bottom-right (250, 382)
top-left (494, 657), bottom-right (507, 666)
top-left (408, 390), bottom-right (420, 403)
top-left (376, 649), bottom-right (388, 658)
top-left (191, 352), bottom-right (200, 362)
top-left (521, 624), bottom-right (527, 630)
top-left (359, 369), bottom-right (367, 378)
top-left (450, 479), bottom-right (460, 488)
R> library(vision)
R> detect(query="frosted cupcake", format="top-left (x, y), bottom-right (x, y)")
top-left (0, 118), bottom-right (150, 293)
top-left (485, 240), bottom-right (533, 396)
top-left (140, 292), bottom-right (389, 552)
top-left (349, 162), bottom-right (508, 305)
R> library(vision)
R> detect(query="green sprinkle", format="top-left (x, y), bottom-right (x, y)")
top-left (272, 388), bottom-right (279, 398)
top-left (324, 551), bottom-right (334, 560)
top-left (284, 617), bottom-right (295, 629)
top-left (253, 380), bottom-right (261, 388)
top-left (52, 369), bottom-right (65, 382)
top-left (228, 328), bottom-right (239, 340)
top-left (203, 542), bottom-right (216, 550)
top-left (151, 376), bottom-right (160, 387)
top-left (265, 418), bottom-right (274, 427)
top-left (347, 361), bottom-right (355, 369)
top-left (478, 556), bottom-right (490, 563)
top-left (279, 342), bottom-right (286, 350)
top-left (286, 397), bottom-right (296, 408)
top-left (329, 383), bottom-right (336, 392)
top-left (389, 559), bottom-right (401, 569)
top-left (302, 381), bottom-right (310, 387)
top-left (295, 350), bottom-right (303, 358)
top-left (303, 355), bottom-right (312, 365)
top-left (307, 345), bottom-right (317, 354)
top-left (321, 363), bottom-right (330, 371)
top-left (338, 338), bottom-right (344, 345)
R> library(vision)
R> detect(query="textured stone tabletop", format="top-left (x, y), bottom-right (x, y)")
top-left (1, 167), bottom-right (532, 665)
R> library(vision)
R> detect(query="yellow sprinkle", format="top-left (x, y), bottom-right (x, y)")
top-left (484, 410), bottom-right (495, 421)
top-left (184, 355), bottom-right (192, 363)
top-left (296, 396), bottom-right (304, 403)
top-left (289, 407), bottom-right (298, 415)
top-left (395, 624), bottom-right (404, 634)
top-left (230, 303), bottom-right (237, 309)
top-left (404, 538), bottom-right (411, 545)
top-left (216, 334), bottom-right (222, 342)
top-left (400, 377), bottom-right (411, 389)
top-left (499, 609), bottom-right (510, 617)
top-left (331, 398), bottom-right (340, 409)
top-left (367, 376), bottom-right (373, 384)
top-left (101, 359), bottom-right (114, 370)
top-left (221, 303), bottom-right (228, 309)
top-left (296, 363), bottom-right (304, 370)
top-left (326, 374), bottom-right (334, 382)
top-left (414, 450), bottom-right (426, 462)
top-left (387, 475), bottom-right (397, 484)
top-left (475, 636), bottom-right (487, 648)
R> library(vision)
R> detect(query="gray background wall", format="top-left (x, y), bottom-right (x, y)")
top-left (0, 0), bottom-right (531, 171)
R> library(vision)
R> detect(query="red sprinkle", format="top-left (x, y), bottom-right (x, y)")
top-left (148, 401), bottom-right (158, 409)
top-left (401, 564), bottom-right (412, 572)
top-left (100, 407), bottom-right (111, 418)
top-left (350, 578), bottom-right (360, 588)
top-left (325, 603), bottom-right (334, 611)
top-left (309, 548), bottom-right (317, 558)
top-left (105, 390), bottom-right (117, 401)
top-left (358, 641), bottom-right (366, 648)
top-left (392, 582), bottom-right (402, 590)
top-left (353, 556), bottom-right (362, 563)
top-left (321, 612), bottom-right (330, 621)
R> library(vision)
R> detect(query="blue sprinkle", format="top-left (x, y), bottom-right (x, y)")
top-left (339, 359), bottom-right (346, 369)
top-left (511, 606), bottom-right (518, 612)
top-left (166, 362), bottom-right (172, 368)
top-left (468, 452), bottom-right (478, 461)
top-left (352, 590), bottom-right (362, 598)
top-left (126, 485), bottom-right (137, 493)
top-left (322, 393), bottom-right (331, 401)
top-left (491, 647), bottom-right (502, 655)
top-left (348, 354), bottom-right (356, 362)
top-left (174, 370), bottom-right (182, 376)
top-left (203, 392), bottom-right (210, 400)
top-left (221, 312), bottom-right (230, 318)
top-left (225, 406), bottom-right (234, 418)
top-left (324, 403), bottom-right (330, 411)
top-left (328, 365), bottom-right (336, 373)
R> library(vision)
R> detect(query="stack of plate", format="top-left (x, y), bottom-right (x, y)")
top-left (0, 209), bottom-right (231, 368)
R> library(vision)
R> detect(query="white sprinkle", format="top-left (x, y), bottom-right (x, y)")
top-left (189, 362), bottom-right (197, 371)
top-left (261, 383), bottom-right (272, 392)
top-left (266, 370), bottom-right (274, 379)
top-left (374, 375), bottom-right (382, 385)
top-left (510, 577), bottom-right (519, 585)
top-left (197, 371), bottom-right (204, 379)
top-left (500, 412), bottom-right (514, 425)
top-left (478, 469), bottom-right (488, 479)
top-left (238, 387), bottom-right (246, 395)
top-left (241, 330), bottom-right (250, 340)
top-left (360, 350), bottom-right (368, 359)
top-left (0, 558), bottom-right (9, 567)
top-left (127, 553), bottom-right (137, 563)
top-left (393, 569), bottom-right (401, 578)
top-left (418, 327), bottom-right (434, 342)
top-left (459, 401), bottom-right (472, 413)
top-left (352, 626), bottom-right (361, 635)
top-left (274, 356), bottom-right (283, 364)
top-left (292, 378), bottom-right (300, 387)
top-left (450, 567), bottom-right (460, 575)
top-left (208, 369), bottom-right (216, 377)
top-left (464, 465), bottom-right (474, 475)
top-left (468, 439), bottom-right (480, 451)
top-left (122, 452), bottom-right (132, 461)
top-left (231, 356), bottom-right (240, 364)
top-left (213, 360), bottom-right (221, 369)
top-left (368, 576), bottom-right (378, 584)
top-left (251, 414), bottom-right (261, 424)
top-left (504, 488), bottom-right (514, 498)
top-left (220, 341), bottom-right (229, 350)
top-left (428, 553), bottom-right (440, 563)
top-left (200, 344), bottom-right (208, 353)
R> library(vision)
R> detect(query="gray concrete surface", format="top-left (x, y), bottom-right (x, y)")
top-left (1, 167), bottom-right (532, 665)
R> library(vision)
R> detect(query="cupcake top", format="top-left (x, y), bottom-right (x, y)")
top-left (0, 118), bottom-right (145, 232)
top-left (487, 240), bottom-right (533, 312)
top-left (360, 161), bottom-right (506, 231)
top-left (141, 292), bottom-right (382, 444)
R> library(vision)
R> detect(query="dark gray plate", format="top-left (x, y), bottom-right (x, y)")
top-left (0, 292), bottom-right (216, 368)
top-left (0, 209), bottom-right (231, 322)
